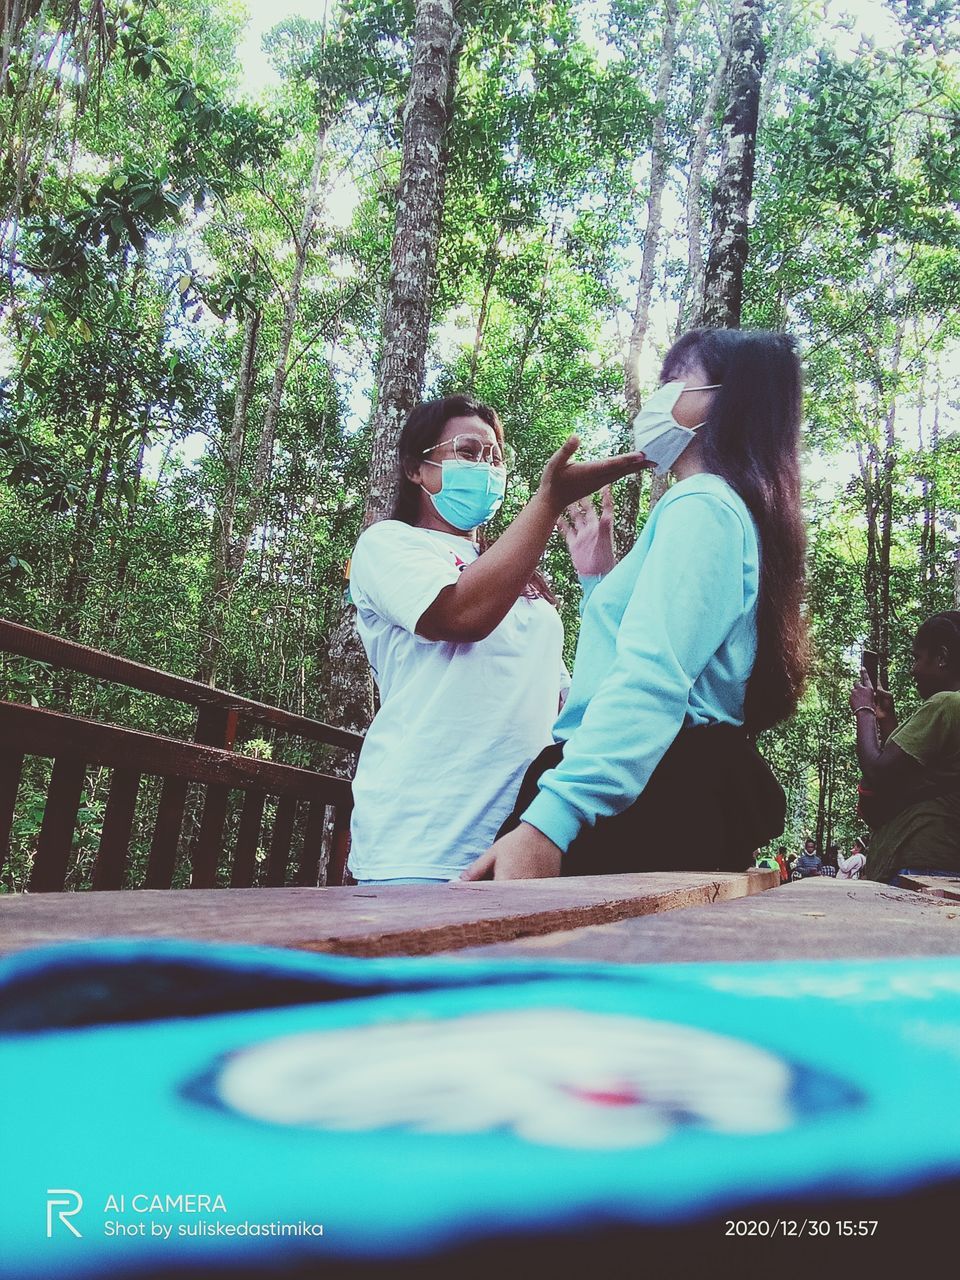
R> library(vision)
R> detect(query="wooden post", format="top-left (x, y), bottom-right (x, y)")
top-left (0, 749), bottom-right (23, 880)
top-left (29, 757), bottom-right (86, 892)
top-left (191, 705), bottom-right (239, 888)
top-left (92, 768), bottom-right (141, 890)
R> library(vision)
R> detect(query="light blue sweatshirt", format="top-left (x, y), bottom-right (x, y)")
top-left (522, 472), bottom-right (760, 853)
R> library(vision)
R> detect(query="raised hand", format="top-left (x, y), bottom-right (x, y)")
top-left (556, 485), bottom-right (616, 577)
top-left (849, 669), bottom-right (876, 714)
top-left (536, 435), bottom-right (649, 518)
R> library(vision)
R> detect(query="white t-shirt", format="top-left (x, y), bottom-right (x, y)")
top-left (347, 520), bottom-right (565, 879)
top-left (836, 850), bottom-right (866, 880)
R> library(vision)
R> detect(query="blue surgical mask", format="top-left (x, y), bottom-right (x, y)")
top-left (421, 459), bottom-right (506, 529)
top-left (632, 380), bottom-right (720, 474)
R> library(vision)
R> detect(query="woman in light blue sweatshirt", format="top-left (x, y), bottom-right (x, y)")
top-left (463, 328), bottom-right (808, 880)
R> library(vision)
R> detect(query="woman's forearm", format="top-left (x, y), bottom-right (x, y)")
top-left (417, 442), bottom-right (646, 643)
top-left (854, 707), bottom-right (883, 780)
top-left (417, 491), bottom-right (560, 642)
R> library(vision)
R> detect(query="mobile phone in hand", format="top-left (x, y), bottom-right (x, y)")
top-left (862, 649), bottom-right (880, 688)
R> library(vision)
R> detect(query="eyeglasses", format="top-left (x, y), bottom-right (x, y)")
top-left (422, 434), bottom-right (515, 471)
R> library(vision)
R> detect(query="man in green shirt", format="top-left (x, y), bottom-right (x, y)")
top-left (850, 612), bottom-right (960, 883)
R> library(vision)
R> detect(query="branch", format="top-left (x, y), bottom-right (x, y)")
top-left (285, 279), bottom-right (368, 377)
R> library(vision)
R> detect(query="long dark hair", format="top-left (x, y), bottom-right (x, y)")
top-left (392, 394), bottom-right (556, 604)
top-left (660, 328), bottom-right (808, 733)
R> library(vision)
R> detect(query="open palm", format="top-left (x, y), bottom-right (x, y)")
top-left (557, 486), bottom-right (617, 576)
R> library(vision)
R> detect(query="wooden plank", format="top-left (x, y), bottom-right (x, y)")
top-left (454, 879), bottom-right (960, 963)
top-left (92, 769), bottom-right (141, 890)
top-left (145, 777), bottom-right (189, 889)
top-left (0, 618), bottom-right (363, 750)
top-left (0, 870), bottom-right (777, 956)
top-left (296, 799), bottom-right (326, 887)
top-left (894, 874), bottom-right (960, 902)
top-left (0, 748), bottom-right (24, 877)
top-left (0, 702), bottom-right (351, 805)
top-left (192, 786), bottom-right (229, 889)
top-left (28, 757), bottom-right (86, 892)
top-left (264, 796), bottom-right (297, 887)
top-left (231, 790), bottom-right (265, 888)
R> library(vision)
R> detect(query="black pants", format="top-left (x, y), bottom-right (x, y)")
top-left (498, 724), bottom-right (786, 875)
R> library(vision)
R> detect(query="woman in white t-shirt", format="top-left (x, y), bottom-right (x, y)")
top-left (347, 395), bottom-right (646, 883)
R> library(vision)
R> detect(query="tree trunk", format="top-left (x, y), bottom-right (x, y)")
top-left (195, 110), bottom-right (328, 688)
top-left (676, 38), bottom-right (729, 334)
top-left (856, 435), bottom-right (881, 657)
top-left (617, 0), bottom-right (679, 557)
top-left (623, 0), bottom-right (678, 419)
top-left (468, 233), bottom-right (499, 387)
top-left (699, 0), bottom-right (766, 330)
top-left (196, 306), bottom-right (261, 684)
top-left (243, 129), bottom-right (329, 540)
top-left (323, 0), bottom-right (461, 741)
top-left (877, 318), bottom-right (904, 688)
top-left (758, 0), bottom-right (794, 122)
top-left (363, 0), bottom-right (461, 527)
top-left (919, 373), bottom-right (940, 607)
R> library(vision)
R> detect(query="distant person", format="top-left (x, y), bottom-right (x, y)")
top-left (774, 844), bottom-right (790, 883)
top-left (463, 328), bottom-right (806, 880)
top-left (795, 839), bottom-right (822, 878)
top-left (820, 844), bottom-right (839, 878)
top-left (836, 838), bottom-right (867, 881)
top-left (850, 611), bottom-right (960, 883)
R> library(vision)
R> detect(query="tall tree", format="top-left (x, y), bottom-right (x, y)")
top-left (617, 0), bottom-right (679, 557)
top-left (699, 0), bottom-right (765, 328)
top-left (363, 0), bottom-right (462, 527)
top-left (324, 0), bottom-right (462, 745)
top-left (196, 124), bottom-right (329, 685)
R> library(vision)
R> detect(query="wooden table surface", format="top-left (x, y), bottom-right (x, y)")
top-left (3, 874), bottom-right (956, 964)
top-left (0, 868), bottom-right (775, 957)
top-left (455, 877), bottom-right (960, 963)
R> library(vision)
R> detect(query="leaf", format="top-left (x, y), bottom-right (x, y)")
top-left (178, 274), bottom-right (192, 295)
top-left (43, 315), bottom-right (57, 338)
top-left (112, 174), bottom-right (127, 190)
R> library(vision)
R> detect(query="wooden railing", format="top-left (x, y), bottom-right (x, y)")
top-left (0, 619), bottom-right (363, 892)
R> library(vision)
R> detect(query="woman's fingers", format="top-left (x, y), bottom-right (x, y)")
top-left (543, 434), bottom-right (581, 479)
top-left (460, 849), bottom-right (496, 881)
